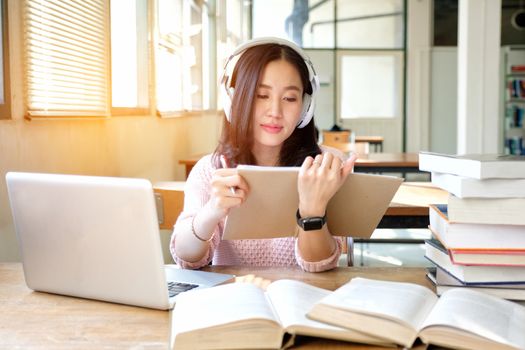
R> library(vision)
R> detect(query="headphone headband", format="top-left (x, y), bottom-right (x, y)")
top-left (220, 37), bottom-right (319, 129)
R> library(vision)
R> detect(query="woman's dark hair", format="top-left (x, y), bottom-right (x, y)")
top-left (213, 43), bottom-right (321, 167)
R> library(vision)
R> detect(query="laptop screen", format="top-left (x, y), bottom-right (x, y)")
top-left (6, 172), bottom-right (233, 310)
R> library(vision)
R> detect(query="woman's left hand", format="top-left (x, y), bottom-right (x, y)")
top-left (297, 152), bottom-right (358, 217)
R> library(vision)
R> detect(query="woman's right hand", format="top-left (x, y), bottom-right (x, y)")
top-left (209, 168), bottom-right (249, 219)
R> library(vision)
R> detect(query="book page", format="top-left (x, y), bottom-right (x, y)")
top-left (172, 282), bottom-right (279, 335)
top-left (317, 278), bottom-right (438, 331)
top-left (265, 279), bottom-right (337, 330)
top-left (266, 279), bottom-right (391, 346)
top-left (420, 288), bottom-right (525, 349)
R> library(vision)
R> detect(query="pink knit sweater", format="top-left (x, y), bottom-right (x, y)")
top-left (170, 149), bottom-right (344, 272)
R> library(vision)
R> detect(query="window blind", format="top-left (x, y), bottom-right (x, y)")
top-left (24, 0), bottom-right (110, 118)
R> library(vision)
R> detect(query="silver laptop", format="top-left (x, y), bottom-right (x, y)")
top-left (6, 172), bottom-right (234, 310)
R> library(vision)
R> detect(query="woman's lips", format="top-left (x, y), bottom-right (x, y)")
top-left (261, 124), bottom-right (283, 134)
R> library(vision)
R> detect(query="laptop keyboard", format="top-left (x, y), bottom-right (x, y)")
top-left (167, 281), bottom-right (199, 298)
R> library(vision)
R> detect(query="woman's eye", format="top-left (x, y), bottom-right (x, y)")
top-left (256, 94), bottom-right (269, 99)
top-left (284, 96), bottom-right (297, 102)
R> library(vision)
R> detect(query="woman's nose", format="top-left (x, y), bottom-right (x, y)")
top-left (267, 97), bottom-right (282, 118)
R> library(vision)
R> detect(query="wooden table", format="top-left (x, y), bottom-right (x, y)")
top-left (1, 263), bottom-right (431, 349)
top-left (380, 181), bottom-right (448, 229)
top-left (344, 182), bottom-right (448, 266)
top-left (355, 135), bottom-right (384, 152)
top-left (354, 152), bottom-right (421, 174)
top-left (322, 131), bottom-right (384, 152)
top-left (179, 152), bottom-right (423, 179)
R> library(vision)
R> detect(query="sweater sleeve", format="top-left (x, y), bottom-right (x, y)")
top-left (169, 154), bottom-right (222, 269)
top-left (295, 236), bottom-right (343, 272)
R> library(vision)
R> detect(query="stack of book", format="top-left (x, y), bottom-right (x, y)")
top-left (419, 152), bottom-right (525, 300)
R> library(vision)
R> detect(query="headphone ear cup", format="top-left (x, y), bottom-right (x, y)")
top-left (297, 93), bottom-right (314, 129)
top-left (221, 85), bottom-right (234, 122)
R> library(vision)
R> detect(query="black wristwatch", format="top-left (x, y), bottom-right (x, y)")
top-left (296, 209), bottom-right (326, 231)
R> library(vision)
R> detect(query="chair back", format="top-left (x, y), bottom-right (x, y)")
top-left (322, 130), bottom-right (351, 144)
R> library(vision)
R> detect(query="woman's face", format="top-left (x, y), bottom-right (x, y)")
top-left (252, 59), bottom-right (304, 152)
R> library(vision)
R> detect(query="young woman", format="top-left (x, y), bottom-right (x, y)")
top-left (170, 37), bottom-right (357, 272)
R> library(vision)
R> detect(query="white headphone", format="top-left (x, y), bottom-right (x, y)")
top-left (220, 37), bottom-right (320, 129)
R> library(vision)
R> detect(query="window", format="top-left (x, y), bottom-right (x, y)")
top-left (0, 0), bottom-right (11, 119)
top-left (22, 0), bottom-right (206, 118)
top-left (215, 0), bottom-right (251, 111)
top-left (335, 0), bottom-right (405, 125)
top-left (24, 0), bottom-right (110, 118)
top-left (110, 0), bottom-right (149, 114)
top-left (336, 0), bottom-right (404, 49)
top-left (252, 0), bottom-right (335, 48)
top-left (22, 0), bottom-right (248, 119)
top-left (434, 0), bottom-right (525, 46)
top-left (338, 51), bottom-right (403, 119)
top-left (252, 0), bottom-right (403, 49)
top-left (155, 0), bottom-right (204, 116)
top-left (251, 0), bottom-right (406, 127)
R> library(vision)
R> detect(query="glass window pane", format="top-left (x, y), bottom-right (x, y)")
top-left (225, 0), bottom-right (250, 45)
top-left (110, 0), bottom-right (149, 108)
top-left (336, 0), bottom-right (404, 49)
top-left (340, 53), bottom-right (401, 119)
top-left (303, 0), bottom-right (335, 48)
top-left (158, 0), bottom-right (183, 41)
top-left (433, 0), bottom-right (458, 46)
top-left (156, 0), bottom-right (203, 114)
top-left (216, 0), bottom-right (251, 112)
top-left (252, 0), bottom-right (335, 48)
top-left (187, 3), bottom-right (203, 110)
top-left (252, 0), bottom-right (294, 40)
top-left (157, 50), bottom-right (183, 112)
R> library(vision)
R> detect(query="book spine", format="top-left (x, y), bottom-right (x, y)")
top-left (511, 64), bottom-right (525, 72)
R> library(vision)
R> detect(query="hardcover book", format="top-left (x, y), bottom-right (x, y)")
top-left (429, 204), bottom-right (525, 249)
top-left (426, 228), bottom-right (525, 266)
top-left (424, 239), bottom-right (525, 284)
top-left (419, 152), bottom-right (525, 179)
top-left (307, 277), bottom-right (525, 350)
top-left (170, 279), bottom-right (390, 349)
top-left (447, 247), bottom-right (525, 267)
top-left (447, 194), bottom-right (525, 225)
top-left (427, 267), bottom-right (525, 301)
top-left (431, 172), bottom-right (525, 198)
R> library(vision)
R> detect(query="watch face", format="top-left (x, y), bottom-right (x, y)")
top-left (302, 217), bottom-right (324, 231)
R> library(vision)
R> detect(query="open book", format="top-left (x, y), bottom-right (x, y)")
top-left (170, 279), bottom-right (392, 349)
top-left (307, 277), bottom-right (525, 350)
top-left (223, 166), bottom-right (402, 239)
